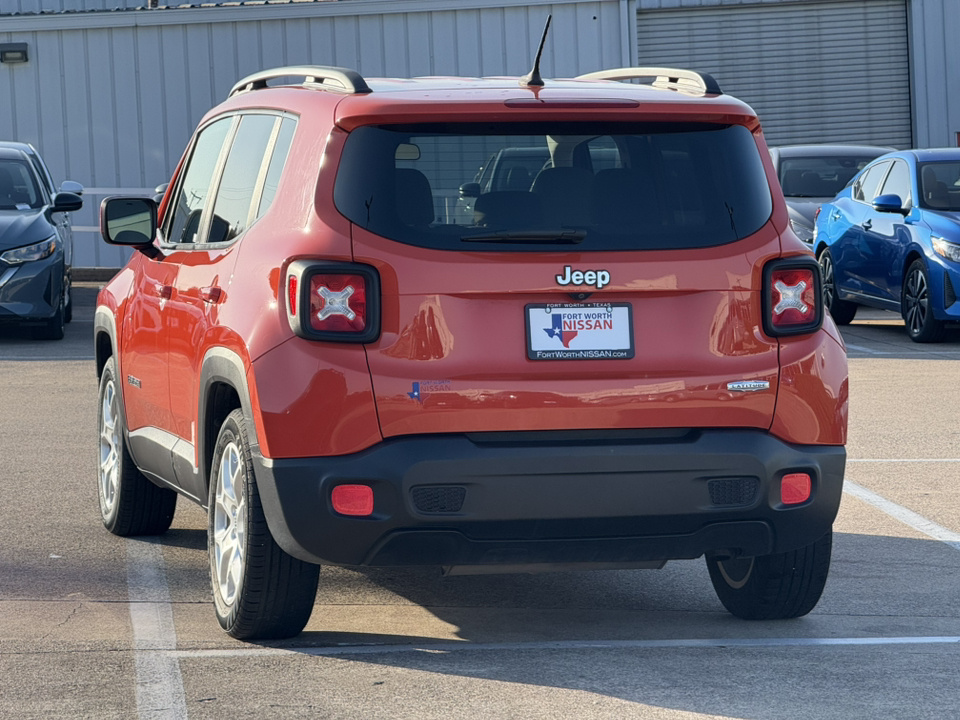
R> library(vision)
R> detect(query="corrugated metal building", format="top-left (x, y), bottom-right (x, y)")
top-left (1, 0), bottom-right (957, 267)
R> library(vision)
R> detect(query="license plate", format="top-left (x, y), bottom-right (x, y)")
top-left (525, 303), bottom-right (634, 360)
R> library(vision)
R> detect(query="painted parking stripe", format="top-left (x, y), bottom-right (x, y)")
top-left (171, 635), bottom-right (960, 659)
top-left (127, 539), bottom-right (187, 720)
top-left (844, 480), bottom-right (960, 552)
top-left (849, 458), bottom-right (960, 463)
top-left (843, 343), bottom-right (891, 355)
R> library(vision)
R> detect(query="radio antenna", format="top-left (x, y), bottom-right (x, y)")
top-left (520, 15), bottom-right (552, 87)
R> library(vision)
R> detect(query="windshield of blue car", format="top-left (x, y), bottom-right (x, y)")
top-left (918, 161), bottom-right (960, 211)
top-left (779, 156), bottom-right (879, 198)
top-left (0, 160), bottom-right (42, 210)
top-left (334, 122), bottom-right (773, 252)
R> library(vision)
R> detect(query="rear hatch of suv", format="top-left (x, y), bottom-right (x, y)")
top-left (332, 92), bottom-right (784, 439)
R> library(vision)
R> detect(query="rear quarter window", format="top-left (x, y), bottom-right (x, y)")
top-left (334, 122), bottom-right (772, 252)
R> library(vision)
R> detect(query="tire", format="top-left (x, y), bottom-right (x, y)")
top-left (818, 250), bottom-right (857, 325)
top-left (98, 356), bottom-right (177, 536)
top-left (34, 292), bottom-right (65, 340)
top-left (902, 259), bottom-right (947, 343)
top-left (707, 530), bottom-right (832, 620)
top-left (64, 278), bottom-right (73, 324)
top-left (208, 409), bottom-right (320, 640)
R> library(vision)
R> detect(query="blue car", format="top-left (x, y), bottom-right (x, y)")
top-left (813, 148), bottom-right (960, 342)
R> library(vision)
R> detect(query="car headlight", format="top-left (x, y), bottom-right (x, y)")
top-left (789, 218), bottom-right (814, 244)
top-left (932, 236), bottom-right (960, 263)
top-left (0, 237), bottom-right (58, 265)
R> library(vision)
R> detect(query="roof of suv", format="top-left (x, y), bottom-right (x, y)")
top-left (218, 66), bottom-right (759, 129)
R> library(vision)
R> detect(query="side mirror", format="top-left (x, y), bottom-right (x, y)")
top-left (51, 191), bottom-right (83, 213)
top-left (459, 182), bottom-right (481, 199)
top-left (59, 180), bottom-right (84, 196)
top-left (873, 193), bottom-right (908, 215)
top-left (100, 197), bottom-right (159, 257)
top-left (153, 182), bottom-right (169, 204)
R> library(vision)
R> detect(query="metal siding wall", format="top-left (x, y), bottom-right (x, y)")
top-left (637, 0), bottom-right (912, 148)
top-left (910, 0), bottom-right (960, 148)
top-left (0, 0), bottom-right (627, 267)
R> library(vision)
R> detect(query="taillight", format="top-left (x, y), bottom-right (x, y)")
top-left (287, 274), bottom-right (298, 316)
top-left (284, 261), bottom-right (380, 343)
top-left (309, 274), bottom-right (367, 333)
top-left (762, 259), bottom-right (823, 337)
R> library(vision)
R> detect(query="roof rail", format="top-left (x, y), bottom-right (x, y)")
top-left (576, 67), bottom-right (722, 96)
top-left (228, 65), bottom-right (372, 99)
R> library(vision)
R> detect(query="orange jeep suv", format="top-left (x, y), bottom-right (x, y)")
top-left (95, 64), bottom-right (848, 639)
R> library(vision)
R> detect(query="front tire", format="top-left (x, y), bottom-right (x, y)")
top-left (35, 292), bottom-right (65, 340)
top-left (208, 409), bottom-right (320, 640)
top-left (902, 259), bottom-right (947, 343)
top-left (818, 250), bottom-right (857, 325)
top-left (707, 530), bottom-right (832, 620)
top-left (98, 356), bottom-right (177, 535)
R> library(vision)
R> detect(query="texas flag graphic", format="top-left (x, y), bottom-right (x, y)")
top-left (543, 314), bottom-right (578, 348)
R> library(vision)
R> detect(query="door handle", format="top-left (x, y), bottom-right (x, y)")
top-left (862, 219), bottom-right (872, 230)
top-left (200, 286), bottom-right (223, 303)
top-left (155, 283), bottom-right (173, 300)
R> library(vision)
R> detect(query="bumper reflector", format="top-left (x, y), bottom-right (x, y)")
top-left (781, 473), bottom-right (812, 505)
top-left (332, 484), bottom-right (374, 516)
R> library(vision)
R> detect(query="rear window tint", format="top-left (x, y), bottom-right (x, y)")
top-left (334, 122), bottom-right (772, 252)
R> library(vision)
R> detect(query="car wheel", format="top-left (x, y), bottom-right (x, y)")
top-left (902, 259), bottom-right (947, 343)
top-left (64, 279), bottom-right (73, 324)
top-left (818, 250), bottom-right (857, 325)
top-left (34, 292), bottom-right (65, 340)
top-left (208, 409), bottom-right (320, 640)
top-left (707, 530), bottom-right (832, 620)
top-left (98, 356), bottom-right (177, 535)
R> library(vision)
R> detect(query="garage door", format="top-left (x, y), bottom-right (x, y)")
top-left (637, 0), bottom-right (911, 148)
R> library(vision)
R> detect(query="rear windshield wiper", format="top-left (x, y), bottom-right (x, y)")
top-left (461, 229), bottom-right (586, 244)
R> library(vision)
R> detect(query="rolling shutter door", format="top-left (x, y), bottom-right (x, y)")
top-left (637, 0), bottom-right (911, 148)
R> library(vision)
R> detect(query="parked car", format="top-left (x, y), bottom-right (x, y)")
top-left (95, 63), bottom-right (847, 639)
top-left (813, 148), bottom-right (960, 341)
top-left (770, 144), bottom-right (893, 245)
top-left (0, 141), bottom-right (83, 339)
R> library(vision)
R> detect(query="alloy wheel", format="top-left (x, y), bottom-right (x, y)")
top-left (99, 379), bottom-right (120, 518)
top-left (213, 441), bottom-right (246, 607)
top-left (820, 253), bottom-right (835, 307)
top-left (904, 268), bottom-right (929, 337)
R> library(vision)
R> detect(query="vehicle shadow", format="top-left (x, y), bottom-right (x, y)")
top-left (239, 532), bottom-right (960, 718)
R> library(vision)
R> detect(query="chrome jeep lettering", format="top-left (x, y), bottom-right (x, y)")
top-left (555, 266), bottom-right (610, 289)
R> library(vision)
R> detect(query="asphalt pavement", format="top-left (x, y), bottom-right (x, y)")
top-left (1, 289), bottom-right (959, 719)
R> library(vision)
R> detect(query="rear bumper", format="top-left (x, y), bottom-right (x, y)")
top-left (252, 429), bottom-right (845, 568)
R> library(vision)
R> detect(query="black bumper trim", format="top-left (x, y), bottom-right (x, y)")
top-left (251, 429), bottom-right (845, 567)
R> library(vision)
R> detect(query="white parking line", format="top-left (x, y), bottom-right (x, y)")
top-left (849, 458), bottom-right (960, 463)
top-left (843, 343), bottom-right (891, 355)
top-left (171, 635), bottom-right (960, 659)
top-left (127, 539), bottom-right (188, 720)
top-left (844, 480), bottom-right (960, 552)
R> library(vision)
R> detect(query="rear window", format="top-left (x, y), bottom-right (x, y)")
top-left (779, 155), bottom-right (880, 198)
top-left (334, 122), bottom-right (772, 252)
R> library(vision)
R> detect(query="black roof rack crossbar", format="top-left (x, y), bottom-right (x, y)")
top-left (228, 65), bottom-right (372, 99)
top-left (575, 67), bottom-right (722, 96)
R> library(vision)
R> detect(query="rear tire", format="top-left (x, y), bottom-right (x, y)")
top-left (707, 530), bottom-right (832, 620)
top-left (98, 357), bottom-right (177, 536)
top-left (818, 250), bottom-right (857, 325)
top-left (902, 259), bottom-right (947, 343)
top-left (208, 409), bottom-right (320, 640)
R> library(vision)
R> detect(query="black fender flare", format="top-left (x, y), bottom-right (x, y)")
top-left (197, 346), bottom-right (261, 490)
